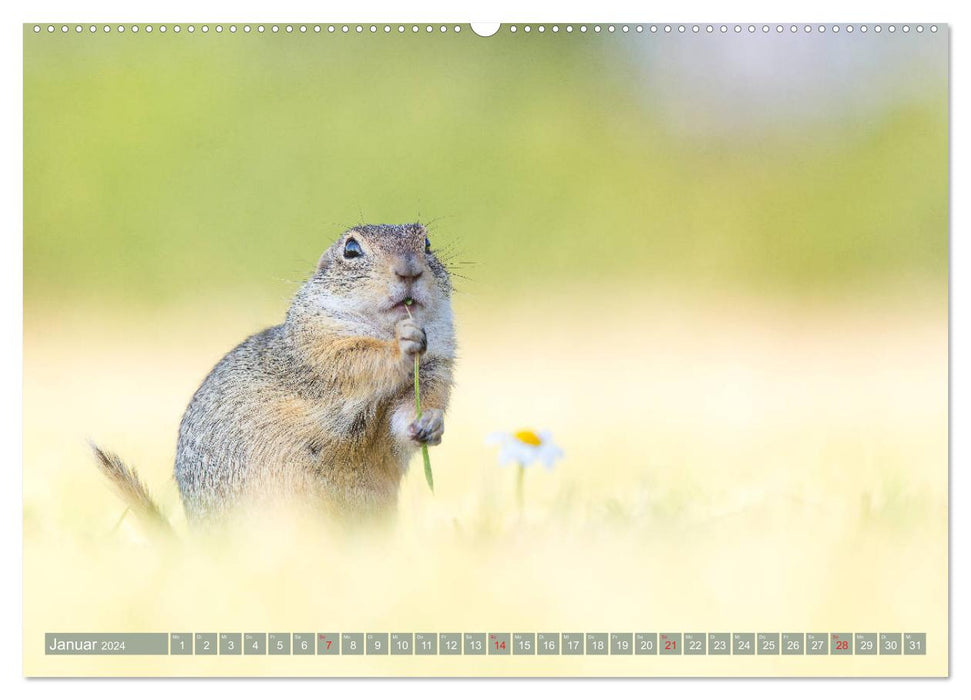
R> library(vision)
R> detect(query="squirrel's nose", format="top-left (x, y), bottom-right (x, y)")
top-left (393, 255), bottom-right (423, 281)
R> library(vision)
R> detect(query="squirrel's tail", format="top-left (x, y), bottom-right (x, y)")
top-left (89, 442), bottom-right (174, 537)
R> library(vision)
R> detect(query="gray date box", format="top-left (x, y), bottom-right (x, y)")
top-left (855, 633), bottom-right (877, 656)
top-left (831, 633), bottom-right (853, 655)
top-left (879, 632), bottom-right (902, 655)
top-left (733, 633), bottom-right (755, 655)
top-left (904, 633), bottom-right (926, 655)
top-left (464, 633), bottom-right (486, 655)
top-left (562, 633), bottom-right (584, 655)
top-left (341, 633), bottom-right (364, 655)
top-left (636, 633), bottom-right (658, 655)
top-left (586, 633), bottom-right (609, 655)
top-left (684, 632), bottom-right (706, 655)
top-left (440, 633), bottom-right (462, 655)
top-left (292, 633), bottom-right (315, 655)
top-left (513, 633), bottom-right (535, 655)
top-left (415, 633), bottom-right (437, 655)
top-left (316, 633), bottom-right (339, 655)
top-left (219, 633), bottom-right (241, 655)
top-left (488, 633), bottom-right (510, 655)
top-left (366, 633), bottom-right (389, 655)
top-left (268, 633), bottom-right (290, 655)
top-left (194, 633), bottom-right (216, 656)
top-left (170, 633), bottom-right (192, 655)
top-left (782, 633), bottom-right (804, 655)
top-left (758, 633), bottom-right (780, 655)
top-left (538, 632), bottom-right (560, 655)
top-left (391, 633), bottom-right (413, 655)
top-left (806, 633), bottom-right (828, 655)
top-left (244, 633), bottom-right (266, 655)
top-left (709, 633), bottom-right (731, 655)
top-left (611, 633), bottom-right (633, 655)
top-left (660, 633), bottom-right (682, 655)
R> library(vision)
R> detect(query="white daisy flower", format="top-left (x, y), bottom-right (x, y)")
top-left (486, 429), bottom-right (563, 470)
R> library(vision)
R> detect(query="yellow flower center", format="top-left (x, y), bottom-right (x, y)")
top-left (514, 430), bottom-right (543, 446)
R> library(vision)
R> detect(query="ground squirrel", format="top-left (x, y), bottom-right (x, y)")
top-left (92, 223), bottom-right (456, 528)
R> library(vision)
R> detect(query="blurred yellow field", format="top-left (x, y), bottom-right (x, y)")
top-left (22, 290), bottom-right (947, 676)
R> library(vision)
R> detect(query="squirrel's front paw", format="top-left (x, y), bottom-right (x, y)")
top-left (395, 318), bottom-right (427, 359)
top-left (409, 408), bottom-right (444, 446)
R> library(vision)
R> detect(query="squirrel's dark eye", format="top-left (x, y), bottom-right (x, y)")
top-left (343, 238), bottom-right (363, 259)
top-left (424, 237), bottom-right (431, 254)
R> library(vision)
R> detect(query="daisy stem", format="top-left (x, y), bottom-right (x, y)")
top-left (109, 506), bottom-right (130, 535)
top-left (406, 303), bottom-right (434, 493)
top-left (516, 462), bottom-right (525, 512)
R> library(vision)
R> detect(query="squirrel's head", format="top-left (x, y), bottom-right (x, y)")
top-left (292, 223), bottom-right (453, 337)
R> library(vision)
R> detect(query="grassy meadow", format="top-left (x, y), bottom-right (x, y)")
top-left (23, 25), bottom-right (947, 675)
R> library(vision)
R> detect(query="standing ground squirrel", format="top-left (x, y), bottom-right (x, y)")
top-left (92, 223), bottom-right (456, 528)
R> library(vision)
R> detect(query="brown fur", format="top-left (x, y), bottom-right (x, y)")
top-left (94, 223), bottom-right (455, 528)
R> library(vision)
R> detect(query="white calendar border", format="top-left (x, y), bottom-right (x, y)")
top-left (2, 0), bottom-right (965, 698)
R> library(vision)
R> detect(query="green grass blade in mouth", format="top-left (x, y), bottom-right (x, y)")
top-left (406, 300), bottom-right (434, 492)
top-left (415, 353), bottom-right (434, 492)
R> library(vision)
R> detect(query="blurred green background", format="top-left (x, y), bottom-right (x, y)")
top-left (24, 25), bottom-right (948, 309)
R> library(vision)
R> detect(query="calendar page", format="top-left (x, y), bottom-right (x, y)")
top-left (22, 21), bottom-right (948, 677)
